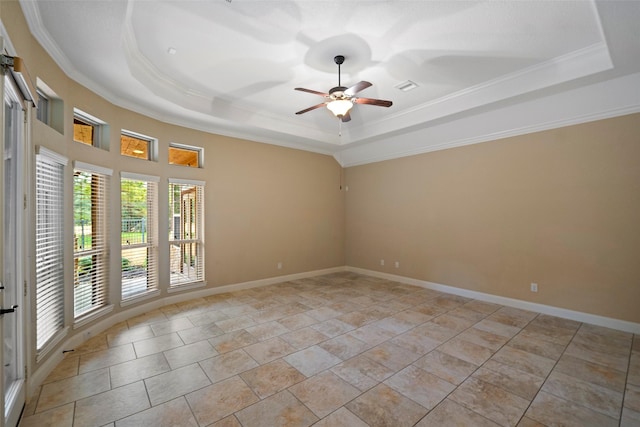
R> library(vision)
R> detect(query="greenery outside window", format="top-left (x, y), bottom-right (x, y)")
top-left (121, 172), bottom-right (159, 301)
top-left (73, 162), bottom-right (111, 318)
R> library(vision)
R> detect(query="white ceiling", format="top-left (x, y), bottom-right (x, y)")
top-left (18, 0), bottom-right (640, 166)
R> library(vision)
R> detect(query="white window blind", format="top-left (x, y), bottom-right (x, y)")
top-left (73, 163), bottom-right (111, 318)
top-left (121, 175), bottom-right (158, 300)
top-left (168, 180), bottom-right (205, 287)
top-left (35, 147), bottom-right (67, 351)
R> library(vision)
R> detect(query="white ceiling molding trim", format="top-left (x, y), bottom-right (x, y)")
top-left (339, 72), bottom-right (640, 167)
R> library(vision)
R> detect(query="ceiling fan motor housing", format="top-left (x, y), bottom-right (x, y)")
top-left (329, 86), bottom-right (349, 99)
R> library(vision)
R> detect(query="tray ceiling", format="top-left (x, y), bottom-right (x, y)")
top-left (18, 0), bottom-right (640, 165)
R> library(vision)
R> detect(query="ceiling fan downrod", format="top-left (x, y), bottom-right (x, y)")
top-left (334, 55), bottom-right (345, 87)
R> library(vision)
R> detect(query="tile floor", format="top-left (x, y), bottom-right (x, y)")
top-left (20, 272), bottom-right (640, 427)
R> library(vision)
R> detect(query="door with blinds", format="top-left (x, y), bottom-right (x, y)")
top-left (1, 63), bottom-right (27, 426)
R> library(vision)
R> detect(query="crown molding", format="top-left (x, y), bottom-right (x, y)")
top-left (339, 72), bottom-right (640, 167)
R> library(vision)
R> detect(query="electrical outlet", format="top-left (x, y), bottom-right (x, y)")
top-left (530, 283), bottom-right (538, 293)
top-left (277, 262), bottom-right (282, 270)
top-left (380, 259), bottom-right (384, 266)
top-left (395, 261), bottom-right (400, 268)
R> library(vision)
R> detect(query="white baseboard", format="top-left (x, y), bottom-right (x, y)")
top-left (347, 266), bottom-right (640, 335)
top-left (27, 266), bottom-right (345, 399)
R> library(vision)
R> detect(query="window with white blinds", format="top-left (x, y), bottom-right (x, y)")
top-left (35, 147), bottom-right (67, 351)
top-left (168, 179), bottom-right (205, 287)
top-left (73, 162), bottom-right (112, 318)
top-left (121, 173), bottom-right (158, 300)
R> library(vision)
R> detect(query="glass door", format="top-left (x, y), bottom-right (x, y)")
top-left (2, 68), bottom-right (26, 427)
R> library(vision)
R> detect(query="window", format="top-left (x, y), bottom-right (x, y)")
top-left (169, 180), bottom-right (205, 287)
top-left (121, 130), bottom-right (156, 160)
top-left (121, 173), bottom-right (158, 301)
top-left (169, 144), bottom-right (202, 168)
top-left (73, 163), bottom-right (111, 318)
top-left (73, 109), bottom-right (108, 149)
top-left (36, 90), bottom-right (49, 124)
top-left (35, 147), bottom-right (67, 352)
top-left (35, 78), bottom-right (64, 134)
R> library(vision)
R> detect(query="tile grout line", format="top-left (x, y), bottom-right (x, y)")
top-left (618, 333), bottom-right (635, 424)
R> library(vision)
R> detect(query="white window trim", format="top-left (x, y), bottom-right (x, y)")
top-left (73, 108), bottom-right (106, 126)
top-left (121, 129), bottom-right (157, 161)
top-left (120, 289), bottom-right (161, 308)
top-left (73, 108), bottom-right (107, 148)
top-left (121, 171), bottom-right (159, 182)
top-left (168, 177), bottom-right (205, 186)
top-left (168, 180), bottom-right (205, 288)
top-left (74, 161), bottom-right (113, 176)
top-left (73, 165), bottom-right (111, 319)
top-left (120, 174), bottom-right (159, 302)
top-left (169, 142), bottom-right (204, 168)
top-left (35, 146), bottom-right (67, 352)
top-left (73, 304), bottom-right (115, 329)
top-left (36, 146), bottom-right (68, 165)
top-left (167, 281), bottom-right (206, 294)
top-left (36, 327), bottom-right (69, 364)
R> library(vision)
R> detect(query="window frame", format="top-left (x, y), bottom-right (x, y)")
top-left (120, 129), bottom-right (157, 161)
top-left (73, 161), bottom-right (112, 321)
top-left (120, 172), bottom-right (159, 304)
top-left (168, 178), bottom-right (205, 289)
top-left (36, 89), bottom-right (49, 124)
top-left (168, 143), bottom-right (203, 168)
top-left (73, 109), bottom-right (108, 149)
top-left (34, 146), bottom-right (68, 358)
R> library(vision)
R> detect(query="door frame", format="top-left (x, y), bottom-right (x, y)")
top-left (0, 36), bottom-right (28, 427)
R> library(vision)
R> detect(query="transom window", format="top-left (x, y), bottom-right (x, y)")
top-left (169, 143), bottom-right (202, 168)
top-left (73, 109), bottom-right (108, 149)
top-left (121, 130), bottom-right (155, 160)
top-left (36, 89), bottom-right (49, 124)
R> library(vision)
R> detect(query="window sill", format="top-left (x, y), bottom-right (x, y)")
top-left (120, 289), bottom-right (161, 308)
top-left (73, 305), bottom-right (114, 329)
top-left (167, 281), bottom-right (207, 294)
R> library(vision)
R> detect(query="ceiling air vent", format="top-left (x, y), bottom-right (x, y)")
top-left (394, 80), bottom-right (418, 92)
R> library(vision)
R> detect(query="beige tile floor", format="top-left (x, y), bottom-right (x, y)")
top-left (20, 272), bottom-right (640, 427)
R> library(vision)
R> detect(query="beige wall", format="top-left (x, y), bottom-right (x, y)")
top-left (345, 113), bottom-right (640, 323)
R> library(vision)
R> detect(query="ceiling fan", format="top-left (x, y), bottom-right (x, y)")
top-left (295, 55), bottom-right (393, 122)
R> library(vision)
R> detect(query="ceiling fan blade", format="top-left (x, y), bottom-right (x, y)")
top-left (295, 87), bottom-right (329, 97)
top-left (341, 111), bottom-right (351, 122)
top-left (295, 103), bottom-right (326, 115)
top-left (344, 81), bottom-right (372, 96)
top-left (354, 97), bottom-right (393, 107)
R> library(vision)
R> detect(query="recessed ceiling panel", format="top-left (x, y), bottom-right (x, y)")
top-left (19, 0), bottom-right (638, 162)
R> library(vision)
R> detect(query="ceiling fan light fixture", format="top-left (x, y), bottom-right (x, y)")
top-left (327, 99), bottom-right (353, 118)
